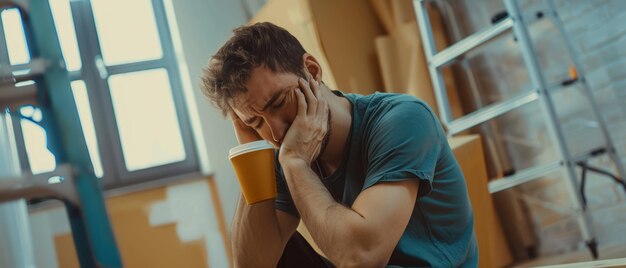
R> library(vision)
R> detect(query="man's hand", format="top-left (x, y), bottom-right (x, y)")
top-left (278, 76), bottom-right (329, 166)
top-left (230, 111), bottom-right (262, 144)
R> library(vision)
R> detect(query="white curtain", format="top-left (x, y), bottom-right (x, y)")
top-left (0, 112), bottom-right (36, 268)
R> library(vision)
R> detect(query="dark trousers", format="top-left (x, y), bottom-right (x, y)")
top-left (277, 232), bottom-right (335, 268)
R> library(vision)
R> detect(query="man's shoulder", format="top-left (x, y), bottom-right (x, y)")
top-left (342, 92), bottom-right (441, 143)
top-left (346, 91), bottom-right (422, 104)
top-left (352, 92), bottom-right (434, 122)
top-left (349, 92), bottom-right (428, 111)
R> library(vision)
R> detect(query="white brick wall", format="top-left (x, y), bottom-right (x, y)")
top-left (522, 0), bottom-right (626, 258)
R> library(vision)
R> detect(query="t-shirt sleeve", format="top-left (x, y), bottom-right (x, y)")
top-left (274, 152), bottom-right (300, 218)
top-left (364, 100), bottom-right (443, 198)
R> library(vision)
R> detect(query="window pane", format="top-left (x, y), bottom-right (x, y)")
top-left (2, 9), bottom-right (30, 65)
top-left (49, 0), bottom-right (82, 72)
top-left (71, 80), bottom-right (103, 177)
top-left (108, 69), bottom-right (185, 171)
top-left (91, 0), bottom-right (163, 65)
top-left (20, 107), bottom-right (56, 174)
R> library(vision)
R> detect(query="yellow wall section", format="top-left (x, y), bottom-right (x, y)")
top-left (54, 178), bottom-right (220, 268)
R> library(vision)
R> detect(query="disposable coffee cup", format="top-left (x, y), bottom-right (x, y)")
top-left (229, 140), bottom-right (277, 205)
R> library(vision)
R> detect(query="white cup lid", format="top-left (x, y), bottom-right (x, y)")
top-left (229, 140), bottom-right (274, 159)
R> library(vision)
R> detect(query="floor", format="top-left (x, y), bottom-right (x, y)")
top-left (513, 243), bottom-right (626, 267)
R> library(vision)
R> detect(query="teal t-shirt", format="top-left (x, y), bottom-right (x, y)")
top-left (275, 92), bottom-right (478, 267)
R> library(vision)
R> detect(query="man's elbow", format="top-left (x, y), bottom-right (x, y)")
top-left (333, 249), bottom-right (389, 268)
top-left (233, 250), bottom-right (281, 268)
top-left (231, 238), bottom-right (283, 268)
top-left (328, 221), bottom-right (391, 267)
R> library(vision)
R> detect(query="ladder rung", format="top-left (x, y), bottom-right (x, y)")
top-left (0, 83), bottom-right (37, 98)
top-left (571, 146), bottom-right (613, 163)
top-left (431, 17), bottom-right (514, 68)
top-left (448, 90), bottom-right (539, 135)
top-left (0, 58), bottom-right (49, 82)
top-left (0, 164), bottom-right (76, 204)
top-left (0, 83), bottom-right (38, 108)
top-left (489, 160), bottom-right (562, 193)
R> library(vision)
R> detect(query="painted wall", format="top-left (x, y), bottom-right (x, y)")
top-left (168, 0), bottom-right (249, 229)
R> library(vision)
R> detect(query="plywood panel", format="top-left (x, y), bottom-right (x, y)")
top-left (450, 135), bottom-right (513, 268)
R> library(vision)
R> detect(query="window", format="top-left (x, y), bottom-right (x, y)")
top-left (90, 0), bottom-right (163, 66)
top-left (0, 0), bottom-right (198, 188)
top-left (108, 69), bottom-right (186, 171)
top-left (2, 9), bottom-right (29, 65)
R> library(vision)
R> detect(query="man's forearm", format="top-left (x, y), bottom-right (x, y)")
top-left (231, 195), bottom-right (284, 267)
top-left (281, 159), bottom-right (375, 266)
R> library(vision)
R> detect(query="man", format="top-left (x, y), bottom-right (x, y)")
top-left (201, 22), bottom-right (478, 267)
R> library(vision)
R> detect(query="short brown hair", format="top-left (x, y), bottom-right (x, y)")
top-left (201, 22), bottom-right (307, 115)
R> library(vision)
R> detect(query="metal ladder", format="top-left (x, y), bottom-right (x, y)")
top-left (0, 0), bottom-right (122, 267)
top-left (413, 0), bottom-right (626, 258)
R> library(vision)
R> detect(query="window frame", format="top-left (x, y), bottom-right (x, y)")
top-left (0, 7), bottom-right (36, 176)
top-left (69, 0), bottom-right (199, 188)
top-left (1, 0), bottom-right (200, 189)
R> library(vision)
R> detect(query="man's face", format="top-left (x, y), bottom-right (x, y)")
top-left (232, 65), bottom-right (302, 148)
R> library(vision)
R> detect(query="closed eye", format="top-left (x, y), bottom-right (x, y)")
top-left (253, 119), bottom-right (264, 129)
top-left (271, 97), bottom-right (286, 110)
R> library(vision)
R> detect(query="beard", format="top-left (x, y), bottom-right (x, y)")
top-left (318, 108), bottom-right (332, 159)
